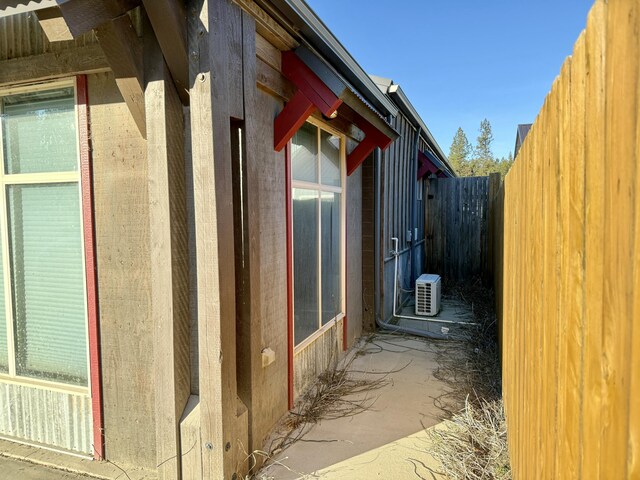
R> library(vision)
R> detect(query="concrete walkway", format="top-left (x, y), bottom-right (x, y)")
top-left (0, 455), bottom-right (89, 479)
top-left (258, 334), bottom-right (451, 479)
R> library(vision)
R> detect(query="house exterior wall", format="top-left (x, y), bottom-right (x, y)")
top-left (0, 12), bottom-right (159, 471)
top-left (0, 3), bottom-right (403, 478)
top-left (88, 71), bottom-right (157, 469)
top-left (380, 113), bottom-right (427, 322)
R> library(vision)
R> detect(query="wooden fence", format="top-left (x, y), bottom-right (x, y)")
top-left (493, 1), bottom-right (639, 478)
top-left (425, 175), bottom-right (500, 283)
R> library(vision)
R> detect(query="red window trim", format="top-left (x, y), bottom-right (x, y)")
top-left (76, 75), bottom-right (104, 460)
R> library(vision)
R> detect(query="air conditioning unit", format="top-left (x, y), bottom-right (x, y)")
top-left (415, 274), bottom-right (441, 316)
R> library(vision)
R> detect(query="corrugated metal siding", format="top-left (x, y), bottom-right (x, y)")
top-left (0, 381), bottom-right (92, 454)
top-left (0, 12), bottom-right (97, 61)
top-left (293, 322), bottom-right (343, 399)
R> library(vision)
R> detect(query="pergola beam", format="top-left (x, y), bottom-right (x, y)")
top-left (95, 14), bottom-right (146, 138)
top-left (57, 0), bottom-right (141, 37)
top-left (141, 0), bottom-right (189, 105)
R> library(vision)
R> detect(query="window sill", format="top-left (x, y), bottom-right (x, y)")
top-left (294, 313), bottom-right (344, 355)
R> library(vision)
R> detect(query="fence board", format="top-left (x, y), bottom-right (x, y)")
top-left (493, 1), bottom-right (639, 477)
top-left (424, 176), bottom-right (496, 282)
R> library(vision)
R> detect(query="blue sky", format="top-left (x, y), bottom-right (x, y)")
top-left (305, 0), bottom-right (594, 159)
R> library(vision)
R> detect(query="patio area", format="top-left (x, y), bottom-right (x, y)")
top-left (257, 332), bottom-right (457, 479)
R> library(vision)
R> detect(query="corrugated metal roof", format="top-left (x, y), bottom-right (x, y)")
top-left (0, 0), bottom-right (60, 18)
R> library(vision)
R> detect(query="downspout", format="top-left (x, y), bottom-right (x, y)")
top-left (410, 127), bottom-right (421, 285)
top-left (373, 125), bottom-right (454, 339)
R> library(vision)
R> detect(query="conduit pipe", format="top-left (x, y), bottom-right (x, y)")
top-left (376, 238), bottom-right (475, 339)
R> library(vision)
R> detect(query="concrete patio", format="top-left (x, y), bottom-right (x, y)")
top-left (257, 333), bottom-right (453, 479)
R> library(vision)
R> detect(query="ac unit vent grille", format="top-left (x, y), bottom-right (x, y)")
top-left (415, 274), bottom-right (441, 316)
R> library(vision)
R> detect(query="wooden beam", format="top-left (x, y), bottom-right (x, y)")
top-left (255, 32), bottom-right (280, 71)
top-left (0, 44), bottom-right (109, 88)
top-left (274, 90), bottom-right (316, 151)
top-left (142, 0), bottom-right (190, 105)
top-left (96, 14), bottom-right (146, 138)
top-left (256, 56), bottom-right (295, 100)
top-left (145, 26), bottom-right (190, 480)
top-left (233, 0), bottom-right (298, 51)
top-left (57, 0), bottom-right (141, 37)
top-left (36, 7), bottom-right (74, 42)
top-left (188, 0), bottom-right (247, 477)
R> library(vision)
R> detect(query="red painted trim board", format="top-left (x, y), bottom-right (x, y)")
top-left (76, 75), bottom-right (104, 460)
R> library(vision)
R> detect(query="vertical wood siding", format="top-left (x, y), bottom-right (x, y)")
top-left (493, 1), bottom-right (640, 477)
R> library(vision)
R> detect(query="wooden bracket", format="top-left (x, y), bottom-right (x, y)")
top-left (274, 51), bottom-right (342, 151)
top-left (346, 116), bottom-right (393, 176)
top-left (417, 150), bottom-right (444, 179)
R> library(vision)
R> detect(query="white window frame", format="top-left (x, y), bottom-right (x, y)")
top-left (292, 117), bottom-right (346, 353)
top-left (0, 79), bottom-right (91, 395)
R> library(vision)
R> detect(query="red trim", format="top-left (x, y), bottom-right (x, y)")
top-left (346, 118), bottom-right (393, 176)
top-left (285, 142), bottom-right (294, 410)
top-left (274, 90), bottom-right (317, 152)
top-left (274, 51), bottom-right (343, 152)
top-left (76, 75), bottom-right (104, 460)
top-left (281, 51), bottom-right (343, 116)
top-left (417, 150), bottom-right (442, 179)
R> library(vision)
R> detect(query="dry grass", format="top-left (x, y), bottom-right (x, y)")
top-left (427, 278), bottom-right (511, 480)
top-left (430, 398), bottom-right (510, 480)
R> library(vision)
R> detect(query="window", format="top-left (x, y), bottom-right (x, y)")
top-left (0, 82), bottom-right (89, 388)
top-left (291, 120), bottom-right (345, 346)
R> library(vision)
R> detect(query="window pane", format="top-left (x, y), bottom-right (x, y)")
top-left (293, 188), bottom-right (319, 344)
top-left (2, 87), bottom-right (78, 174)
top-left (9, 183), bottom-right (87, 385)
top-left (292, 122), bottom-right (318, 183)
top-left (320, 130), bottom-right (341, 187)
top-left (321, 192), bottom-right (341, 324)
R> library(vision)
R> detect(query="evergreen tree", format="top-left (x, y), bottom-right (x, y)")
top-left (448, 127), bottom-right (472, 176)
top-left (471, 118), bottom-right (495, 175)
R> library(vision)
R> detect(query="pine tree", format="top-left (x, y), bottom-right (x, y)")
top-left (471, 118), bottom-right (495, 175)
top-left (448, 127), bottom-right (472, 176)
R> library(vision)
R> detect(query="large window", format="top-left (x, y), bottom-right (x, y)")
top-left (291, 120), bottom-right (345, 346)
top-left (0, 82), bottom-right (89, 387)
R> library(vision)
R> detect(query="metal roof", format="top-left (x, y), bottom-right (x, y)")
top-left (256, 0), bottom-right (398, 118)
top-left (0, 0), bottom-right (61, 17)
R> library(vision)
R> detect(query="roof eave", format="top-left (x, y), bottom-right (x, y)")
top-left (258, 0), bottom-right (398, 118)
top-left (387, 83), bottom-right (454, 175)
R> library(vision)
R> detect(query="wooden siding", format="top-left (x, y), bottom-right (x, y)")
top-left (89, 71), bottom-right (157, 469)
top-left (493, 1), bottom-right (640, 477)
top-left (346, 168), bottom-right (363, 347)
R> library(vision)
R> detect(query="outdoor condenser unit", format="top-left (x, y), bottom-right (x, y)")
top-left (415, 274), bottom-right (441, 316)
